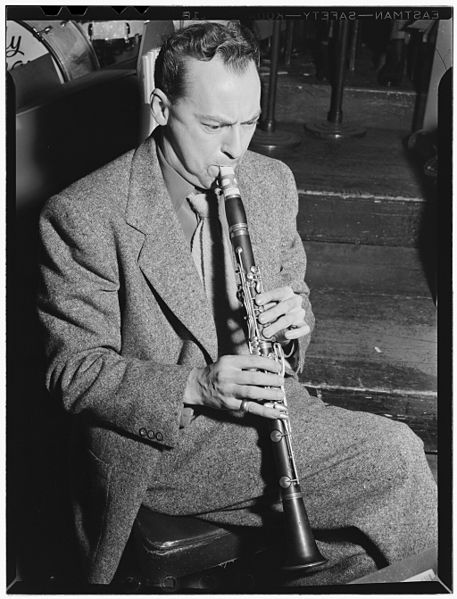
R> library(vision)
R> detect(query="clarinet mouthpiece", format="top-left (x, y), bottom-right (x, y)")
top-left (219, 166), bottom-right (241, 199)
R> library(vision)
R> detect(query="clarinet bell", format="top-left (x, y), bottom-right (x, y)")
top-left (281, 491), bottom-right (327, 572)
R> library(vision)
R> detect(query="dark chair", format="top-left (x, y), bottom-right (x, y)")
top-left (124, 506), bottom-right (274, 592)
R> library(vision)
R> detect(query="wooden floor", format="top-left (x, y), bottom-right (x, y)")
top-left (301, 240), bottom-right (437, 454)
top-left (253, 125), bottom-right (438, 462)
top-left (282, 126), bottom-right (424, 200)
top-left (251, 126), bottom-right (434, 247)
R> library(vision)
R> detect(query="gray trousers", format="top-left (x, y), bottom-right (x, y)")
top-left (143, 379), bottom-right (437, 585)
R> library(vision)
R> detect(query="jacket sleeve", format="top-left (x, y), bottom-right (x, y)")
top-left (276, 161), bottom-right (315, 374)
top-left (38, 193), bottom-right (192, 449)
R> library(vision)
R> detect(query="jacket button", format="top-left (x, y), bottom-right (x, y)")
top-left (155, 431), bottom-right (163, 442)
top-left (139, 428), bottom-right (147, 437)
top-left (147, 430), bottom-right (156, 440)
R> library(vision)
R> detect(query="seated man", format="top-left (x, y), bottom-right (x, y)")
top-left (38, 21), bottom-right (437, 586)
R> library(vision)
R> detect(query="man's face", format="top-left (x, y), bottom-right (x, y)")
top-left (159, 56), bottom-right (261, 189)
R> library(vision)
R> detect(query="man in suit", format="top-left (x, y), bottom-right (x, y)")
top-left (38, 21), bottom-right (436, 586)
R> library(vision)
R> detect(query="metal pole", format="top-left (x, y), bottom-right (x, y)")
top-left (284, 20), bottom-right (294, 68)
top-left (263, 19), bottom-right (281, 133)
top-left (250, 20), bottom-right (301, 152)
top-left (304, 21), bottom-right (366, 139)
top-left (327, 20), bottom-right (349, 124)
top-left (348, 20), bottom-right (359, 72)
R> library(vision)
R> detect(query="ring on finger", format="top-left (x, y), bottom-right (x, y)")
top-left (239, 399), bottom-right (250, 415)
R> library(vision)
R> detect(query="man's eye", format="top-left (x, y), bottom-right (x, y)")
top-left (204, 124), bottom-right (221, 131)
top-left (245, 119), bottom-right (259, 127)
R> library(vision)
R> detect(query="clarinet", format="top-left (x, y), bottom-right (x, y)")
top-left (219, 166), bottom-right (327, 572)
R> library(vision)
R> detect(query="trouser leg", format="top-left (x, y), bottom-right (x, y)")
top-left (297, 406), bottom-right (437, 565)
top-left (144, 384), bottom-right (437, 584)
top-left (195, 392), bottom-right (437, 583)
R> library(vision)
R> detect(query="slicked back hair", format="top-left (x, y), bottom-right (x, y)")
top-left (154, 21), bottom-right (260, 103)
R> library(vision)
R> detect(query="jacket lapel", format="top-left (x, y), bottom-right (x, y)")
top-left (125, 135), bottom-right (218, 362)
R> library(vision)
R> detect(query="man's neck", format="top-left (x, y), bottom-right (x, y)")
top-left (156, 133), bottom-right (195, 207)
top-left (156, 129), bottom-right (196, 188)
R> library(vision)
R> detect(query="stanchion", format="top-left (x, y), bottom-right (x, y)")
top-left (250, 20), bottom-right (301, 152)
top-left (348, 20), bottom-right (360, 72)
top-left (284, 20), bottom-right (294, 68)
top-left (305, 21), bottom-right (366, 139)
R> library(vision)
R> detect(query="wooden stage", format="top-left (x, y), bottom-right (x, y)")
top-left (252, 124), bottom-right (438, 479)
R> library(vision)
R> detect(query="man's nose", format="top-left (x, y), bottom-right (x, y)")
top-left (221, 126), bottom-right (243, 160)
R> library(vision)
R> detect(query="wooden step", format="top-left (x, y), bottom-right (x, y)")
top-left (251, 126), bottom-right (434, 247)
top-left (304, 241), bottom-right (433, 296)
top-left (299, 241), bottom-right (437, 453)
top-left (273, 78), bottom-right (416, 132)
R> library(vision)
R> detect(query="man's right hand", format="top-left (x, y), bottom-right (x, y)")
top-left (183, 355), bottom-right (288, 420)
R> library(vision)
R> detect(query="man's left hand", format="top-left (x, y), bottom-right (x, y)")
top-left (255, 286), bottom-right (310, 344)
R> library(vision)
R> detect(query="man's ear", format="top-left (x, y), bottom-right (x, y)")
top-left (151, 89), bottom-right (170, 126)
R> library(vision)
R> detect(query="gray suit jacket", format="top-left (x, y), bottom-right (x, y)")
top-left (38, 134), bottom-right (314, 583)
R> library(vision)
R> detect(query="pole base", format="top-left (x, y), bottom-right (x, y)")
top-left (304, 121), bottom-right (367, 139)
top-left (249, 127), bottom-right (301, 152)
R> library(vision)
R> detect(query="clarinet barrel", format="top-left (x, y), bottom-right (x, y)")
top-left (219, 166), bottom-right (326, 572)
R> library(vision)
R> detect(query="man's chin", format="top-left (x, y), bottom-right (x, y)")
top-left (207, 165), bottom-right (220, 181)
top-left (197, 170), bottom-right (220, 191)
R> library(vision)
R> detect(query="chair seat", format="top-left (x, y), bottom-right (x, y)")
top-left (131, 506), bottom-right (269, 590)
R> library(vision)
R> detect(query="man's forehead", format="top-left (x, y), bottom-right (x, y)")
top-left (180, 56), bottom-right (260, 102)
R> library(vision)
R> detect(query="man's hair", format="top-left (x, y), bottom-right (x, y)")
top-left (154, 21), bottom-right (260, 103)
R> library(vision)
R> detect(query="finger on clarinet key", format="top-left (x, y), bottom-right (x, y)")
top-left (284, 323), bottom-right (310, 339)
